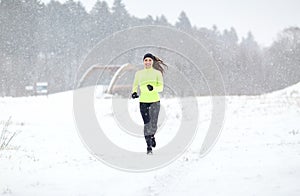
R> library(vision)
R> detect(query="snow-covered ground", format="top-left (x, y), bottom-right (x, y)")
top-left (1, 83), bottom-right (300, 196)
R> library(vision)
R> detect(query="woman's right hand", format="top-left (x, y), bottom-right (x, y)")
top-left (131, 92), bottom-right (139, 99)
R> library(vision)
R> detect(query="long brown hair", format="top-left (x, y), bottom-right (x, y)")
top-left (153, 55), bottom-right (168, 75)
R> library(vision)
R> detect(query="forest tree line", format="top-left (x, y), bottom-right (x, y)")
top-left (0, 0), bottom-right (299, 96)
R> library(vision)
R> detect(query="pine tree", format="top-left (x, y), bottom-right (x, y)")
top-left (111, 0), bottom-right (130, 32)
top-left (90, 0), bottom-right (112, 42)
top-left (175, 11), bottom-right (192, 32)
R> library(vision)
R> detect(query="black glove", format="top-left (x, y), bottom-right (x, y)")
top-left (131, 92), bottom-right (139, 99)
top-left (147, 84), bottom-right (153, 91)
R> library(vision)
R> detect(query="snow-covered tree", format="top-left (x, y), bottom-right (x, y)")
top-left (176, 11), bottom-right (192, 32)
top-left (111, 0), bottom-right (130, 32)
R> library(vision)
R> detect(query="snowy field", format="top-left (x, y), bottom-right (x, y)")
top-left (1, 83), bottom-right (300, 196)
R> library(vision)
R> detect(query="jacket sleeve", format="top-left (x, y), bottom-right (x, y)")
top-left (132, 72), bottom-right (139, 93)
top-left (154, 71), bottom-right (163, 92)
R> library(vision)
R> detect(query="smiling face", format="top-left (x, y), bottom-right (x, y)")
top-left (143, 57), bottom-right (153, 69)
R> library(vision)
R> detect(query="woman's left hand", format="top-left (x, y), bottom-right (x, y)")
top-left (147, 84), bottom-right (153, 91)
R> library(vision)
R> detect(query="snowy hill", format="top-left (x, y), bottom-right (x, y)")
top-left (0, 84), bottom-right (300, 195)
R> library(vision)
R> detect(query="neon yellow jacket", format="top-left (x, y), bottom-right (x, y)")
top-left (132, 67), bottom-right (163, 103)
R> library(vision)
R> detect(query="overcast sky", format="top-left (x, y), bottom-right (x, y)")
top-left (42, 0), bottom-right (300, 47)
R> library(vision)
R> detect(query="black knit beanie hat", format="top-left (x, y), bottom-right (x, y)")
top-left (143, 53), bottom-right (155, 60)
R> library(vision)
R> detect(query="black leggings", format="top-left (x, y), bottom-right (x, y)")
top-left (140, 101), bottom-right (160, 147)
